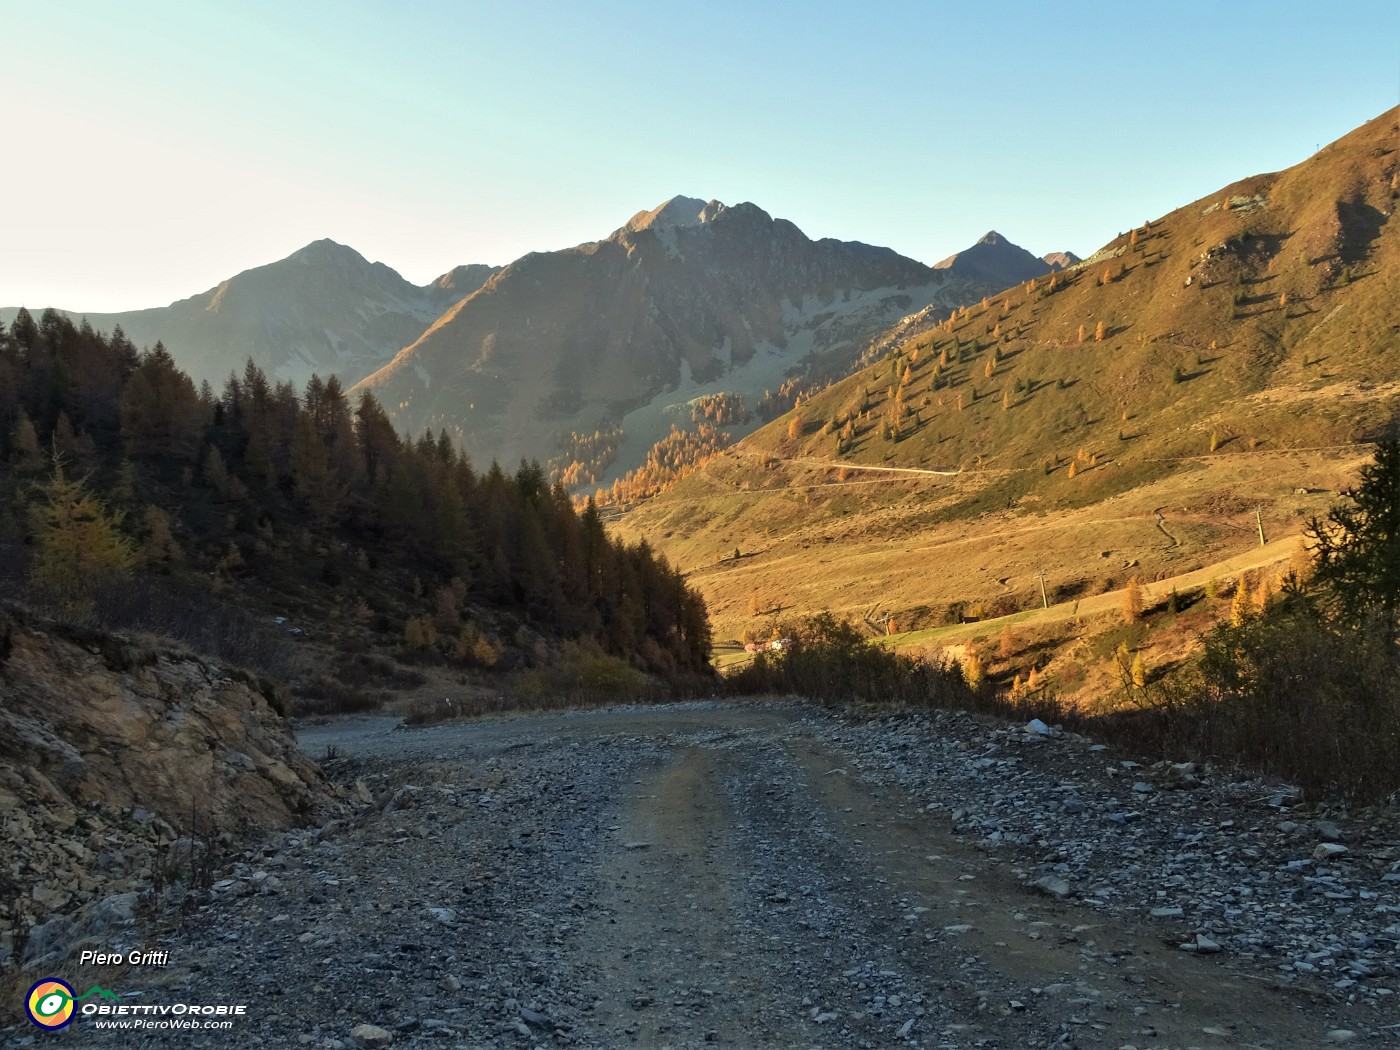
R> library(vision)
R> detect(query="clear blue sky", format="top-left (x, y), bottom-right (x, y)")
top-left (3, 0), bottom-right (1396, 311)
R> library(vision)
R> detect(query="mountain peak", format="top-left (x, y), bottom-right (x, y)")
top-left (623, 196), bottom-right (723, 233)
top-left (934, 231), bottom-right (1053, 290)
top-left (288, 238), bottom-right (365, 264)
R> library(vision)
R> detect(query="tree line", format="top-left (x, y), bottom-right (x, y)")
top-left (0, 308), bottom-right (712, 676)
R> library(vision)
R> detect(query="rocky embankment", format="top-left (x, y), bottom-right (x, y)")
top-left (0, 607), bottom-right (344, 976)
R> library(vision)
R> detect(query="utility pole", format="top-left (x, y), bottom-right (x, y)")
top-left (1255, 507), bottom-right (1266, 547)
top-left (1035, 571), bottom-right (1049, 609)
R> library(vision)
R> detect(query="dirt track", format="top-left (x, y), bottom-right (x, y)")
top-left (27, 703), bottom-right (1396, 1048)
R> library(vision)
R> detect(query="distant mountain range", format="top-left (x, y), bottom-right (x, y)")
top-left (354, 198), bottom-right (1062, 470)
top-left (1, 243), bottom-right (500, 391)
top-left (934, 230), bottom-right (1081, 288)
top-left (4, 201), bottom-right (1073, 474)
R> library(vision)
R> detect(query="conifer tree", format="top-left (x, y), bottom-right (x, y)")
top-left (140, 505), bottom-right (181, 567)
top-left (1122, 576), bottom-right (1143, 622)
top-left (1230, 575), bottom-right (1253, 626)
top-left (998, 624), bottom-right (1015, 658)
top-left (1309, 436), bottom-right (1400, 638)
top-left (961, 650), bottom-right (985, 691)
top-left (10, 409), bottom-right (42, 471)
top-left (28, 452), bottom-right (135, 609)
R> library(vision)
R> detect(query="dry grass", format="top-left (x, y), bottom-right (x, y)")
top-left (621, 110), bottom-right (1398, 691)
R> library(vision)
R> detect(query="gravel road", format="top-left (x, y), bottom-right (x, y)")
top-left (17, 701), bottom-right (1398, 1049)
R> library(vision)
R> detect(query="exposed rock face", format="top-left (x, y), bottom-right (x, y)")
top-left (1042, 250), bottom-right (1082, 271)
top-left (0, 607), bottom-right (342, 968)
top-left (1, 242), bottom-right (499, 391)
top-left (355, 198), bottom-right (984, 470)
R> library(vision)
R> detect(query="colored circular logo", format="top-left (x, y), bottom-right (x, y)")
top-left (26, 978), bottom-right (76, 1029)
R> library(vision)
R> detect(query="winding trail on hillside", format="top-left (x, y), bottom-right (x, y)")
top-left (783, 457), bottom-right (964, 477)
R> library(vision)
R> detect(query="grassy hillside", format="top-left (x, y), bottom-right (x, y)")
top-left (618, 107), bottom-right (1399, 691)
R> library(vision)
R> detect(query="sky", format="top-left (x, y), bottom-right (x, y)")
top-left (2, 0), bottom-right (1397, 312)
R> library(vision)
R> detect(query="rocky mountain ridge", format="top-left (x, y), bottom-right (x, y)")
top-left (354, 198), bottom-right (1031, 471)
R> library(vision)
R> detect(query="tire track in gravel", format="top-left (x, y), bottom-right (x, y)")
top-left (566, 721), bottom-right (1366, 1049)
top-left (579, 746), bottom-right (809, 1048)
top-left (783, 737), bottom-right (1332, 1049)
top-left (35, 704), bottom-right (1385, 1049)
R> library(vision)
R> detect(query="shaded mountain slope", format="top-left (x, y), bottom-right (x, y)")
top-left (940, 231), bottom-right (1069, 289)
top-left (934, 230), bottom-right (1077, 289)
top-left (3, 241), bottom-right (499, 390)
top-left (354, 198), bottom-right (1003, 471)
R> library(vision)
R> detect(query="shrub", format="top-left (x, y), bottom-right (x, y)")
top-left (727, 611), bottom-right (994, 711)
top-left (1177, 594), bottom-right (1399, 801)
top-left (510, 641), bottom-right (654, 705)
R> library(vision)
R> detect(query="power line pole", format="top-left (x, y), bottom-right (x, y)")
top-left (1035, 571), bottom-right (1049, 609)
top-left (1255, 507), bottom-right (1266, 547)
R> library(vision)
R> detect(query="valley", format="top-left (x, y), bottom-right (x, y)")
top-left (623, 442), bottom-right (1369, 699)
top-left (4, 5), bottom-right (1400, 1049)
top-left (619, 106), bottom-right (1399, 701)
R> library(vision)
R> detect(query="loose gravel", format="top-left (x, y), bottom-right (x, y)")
top-left (7, 701), bottom-right (1394, 1049)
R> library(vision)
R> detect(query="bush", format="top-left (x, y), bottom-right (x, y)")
top-left (510, 641), bottom-right (655, 705)
top-left (1100, 591), bottom-right (1400, 802)
top-left (727, 613), bottom-right (975, 708)
top-left (293, 675), bottom-right (391, 716)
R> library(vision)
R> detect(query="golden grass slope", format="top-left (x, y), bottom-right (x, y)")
top-left (617, 107), bottom-right (1400, 663)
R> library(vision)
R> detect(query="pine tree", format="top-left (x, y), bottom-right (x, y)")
top-left (10, 409), bottom-right (42, 471)
top-left (1254, 572), bottom-right (1275, 612)
top-left (139, 505), bottom-right (181, 567)
top-left (1122, 576), bottom-right (1143, 622)
top-left (1288, 536), bottom-right (1313, 586)
top-left (1130, 652), bottom-right (1147, 688)
top-left (961, 650), bottom-right (985, 691)
top-left (1094, 320), bottom-right (1106, 342)
top-left (1309, 436), bottom-right (1400, 637)
top-left (998, 624), bottom-right (1015, 658)
top-left (1230, 575), bottom-right (1253, 626)
top-left (28, 452), bottom-right (135, 609)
